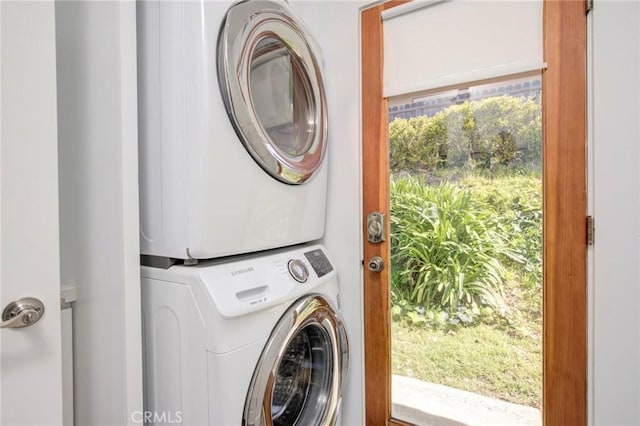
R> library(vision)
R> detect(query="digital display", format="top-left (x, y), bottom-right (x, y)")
top-left (303, 249), bottom-right (334, 277)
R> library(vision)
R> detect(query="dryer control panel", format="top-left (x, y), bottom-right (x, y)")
top-left (304, 249), bottom-right (334, 277)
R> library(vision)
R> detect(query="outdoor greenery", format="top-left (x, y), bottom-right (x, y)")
top-left (389, 94), bottom-right (542, 408)
top-left (390, 178), bottom-right (519, 314)
top-left (389, 96), bottom-right (541, 173)
top-left (390, 172), bottom-right (543, 407)
top-left (390, 173), bottom-right (541, 328)
top-left (462, 174), bottom-right (542, 290)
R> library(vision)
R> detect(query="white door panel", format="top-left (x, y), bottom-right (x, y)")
top-left (1, 1), bottom-right (63, 425)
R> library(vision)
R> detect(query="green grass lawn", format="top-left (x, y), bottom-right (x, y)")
top-left (392, 317), bottom-right (541, 408)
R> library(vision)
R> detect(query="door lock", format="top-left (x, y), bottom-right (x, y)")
top-left (367, 212), bottom-right (386, 244)
top-left (367, 256), bottom-right (385, 272)
top-left (1, 297), bottom-right (45, 329)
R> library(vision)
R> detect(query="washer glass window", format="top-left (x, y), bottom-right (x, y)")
top-left (271, 325), bottom-right (332, 425)
top-left (243, 295), bottom-right (348, 426)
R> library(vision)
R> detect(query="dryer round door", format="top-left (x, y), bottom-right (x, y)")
top-left (243, 295), bottom-right (349, 426)
top-left (218, 0), bottom-right (328, 185)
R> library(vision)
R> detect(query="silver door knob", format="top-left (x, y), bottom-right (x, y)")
top-left (1, 297), bottom-right (45, 329)
top-left (367, 256), bottom-right (385, 272)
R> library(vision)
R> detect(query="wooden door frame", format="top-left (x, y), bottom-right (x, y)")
top-left (361, 1), bottom-right (587, 425)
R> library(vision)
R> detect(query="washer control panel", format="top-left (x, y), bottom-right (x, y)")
top-left (304, 249), bottom-right (334, 277)
top-left (288, 259), bottom-right (309, 283)
top-left (190, 244), bottom-right (337, 318)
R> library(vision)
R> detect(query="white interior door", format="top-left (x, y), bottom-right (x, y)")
top-left (0, 1), bottom-right (63, 424)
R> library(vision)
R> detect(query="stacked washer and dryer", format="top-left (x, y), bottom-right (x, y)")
top-left (136, 1), bottom-right (349, 425)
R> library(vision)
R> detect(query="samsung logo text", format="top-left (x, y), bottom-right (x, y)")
top-left (231, 266), bottom-right (255, 276)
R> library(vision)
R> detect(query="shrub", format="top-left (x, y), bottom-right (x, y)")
top-left (469, 96), bottom-right (541, 168)
top-left (390, 177), bottom-right (521, 313)
top-left (389, 96), bottom-right (541, 173)
top-left (389, 116), bottom-right (441, 171)
top-left (460, 174), bottom-right (542, 289)
top-left (389, 117), bottom-right (420, 171)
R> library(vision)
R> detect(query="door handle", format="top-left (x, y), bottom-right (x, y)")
top-left (1, 297), bottom-right (45, 329)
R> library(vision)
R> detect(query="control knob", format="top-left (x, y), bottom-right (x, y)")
top-left (288, 259), bottom-right (309, 283)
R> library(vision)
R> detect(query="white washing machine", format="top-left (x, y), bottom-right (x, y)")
top-left (137, 0), bottom-right (329, 263)
top-left (141, 244), bottom-right (349, 425)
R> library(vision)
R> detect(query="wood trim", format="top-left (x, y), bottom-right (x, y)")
top-left (362, 2), bottom-right (411, 423)
top-left (362, 3), bottom-right (391, 424)
top-left (542, 1), bottom-right (587, 425)
top-left (388, 418), bottom-right (415, 426)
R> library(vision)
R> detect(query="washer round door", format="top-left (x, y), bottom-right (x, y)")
top-left (218, 0), bottom-right (328, 185)
top-left (243, 295), bottom-right (349, 426)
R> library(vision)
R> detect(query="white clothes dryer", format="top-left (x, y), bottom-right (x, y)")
top-left (141, 244), bottom-right (349, 425)
top-left (137, 0), bottom-right (329, 263)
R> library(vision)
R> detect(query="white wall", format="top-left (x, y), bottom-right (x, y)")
top-left (56, 2), bottom-right (143, 425)
top-left (590, 1), bottom-right (640, 425)
top-left (289, 2), bottom-right (366, 425)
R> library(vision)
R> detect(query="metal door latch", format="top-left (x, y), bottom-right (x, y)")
top-left (1, 297), bottom-right (45, 329)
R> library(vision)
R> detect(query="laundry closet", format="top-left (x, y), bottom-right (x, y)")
top-left (6, 0), bottom-right (640, 425)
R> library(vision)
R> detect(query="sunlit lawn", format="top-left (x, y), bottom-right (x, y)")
top-left (392, 300), bottom-right (542, 407)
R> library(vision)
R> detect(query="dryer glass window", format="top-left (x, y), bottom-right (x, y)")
top-left (250, 37), bottom-right (314, 158)
top-left (271, 325), bottom-right (332, 425)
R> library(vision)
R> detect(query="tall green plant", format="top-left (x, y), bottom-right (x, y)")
top-left (390, 177), bottom-right (521, 312)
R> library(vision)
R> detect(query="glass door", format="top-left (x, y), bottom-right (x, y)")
top-left (361, 1), bottom-right (587, 424)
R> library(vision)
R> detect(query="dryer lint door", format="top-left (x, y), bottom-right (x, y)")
top-left (243, 295), bottom-right (349, 426)
top-left (218, 0), bottom-right (327, 185)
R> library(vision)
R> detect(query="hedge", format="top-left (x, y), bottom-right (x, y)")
top-left (389, 96), bottom-right (541, 173)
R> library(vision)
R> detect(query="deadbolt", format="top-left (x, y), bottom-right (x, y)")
top-left (1, 297), bottom-right (45, 329)
top-left (368, 256), bottom-right (385, 272)
top-left (367, 212), bottom-right (386, 244)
